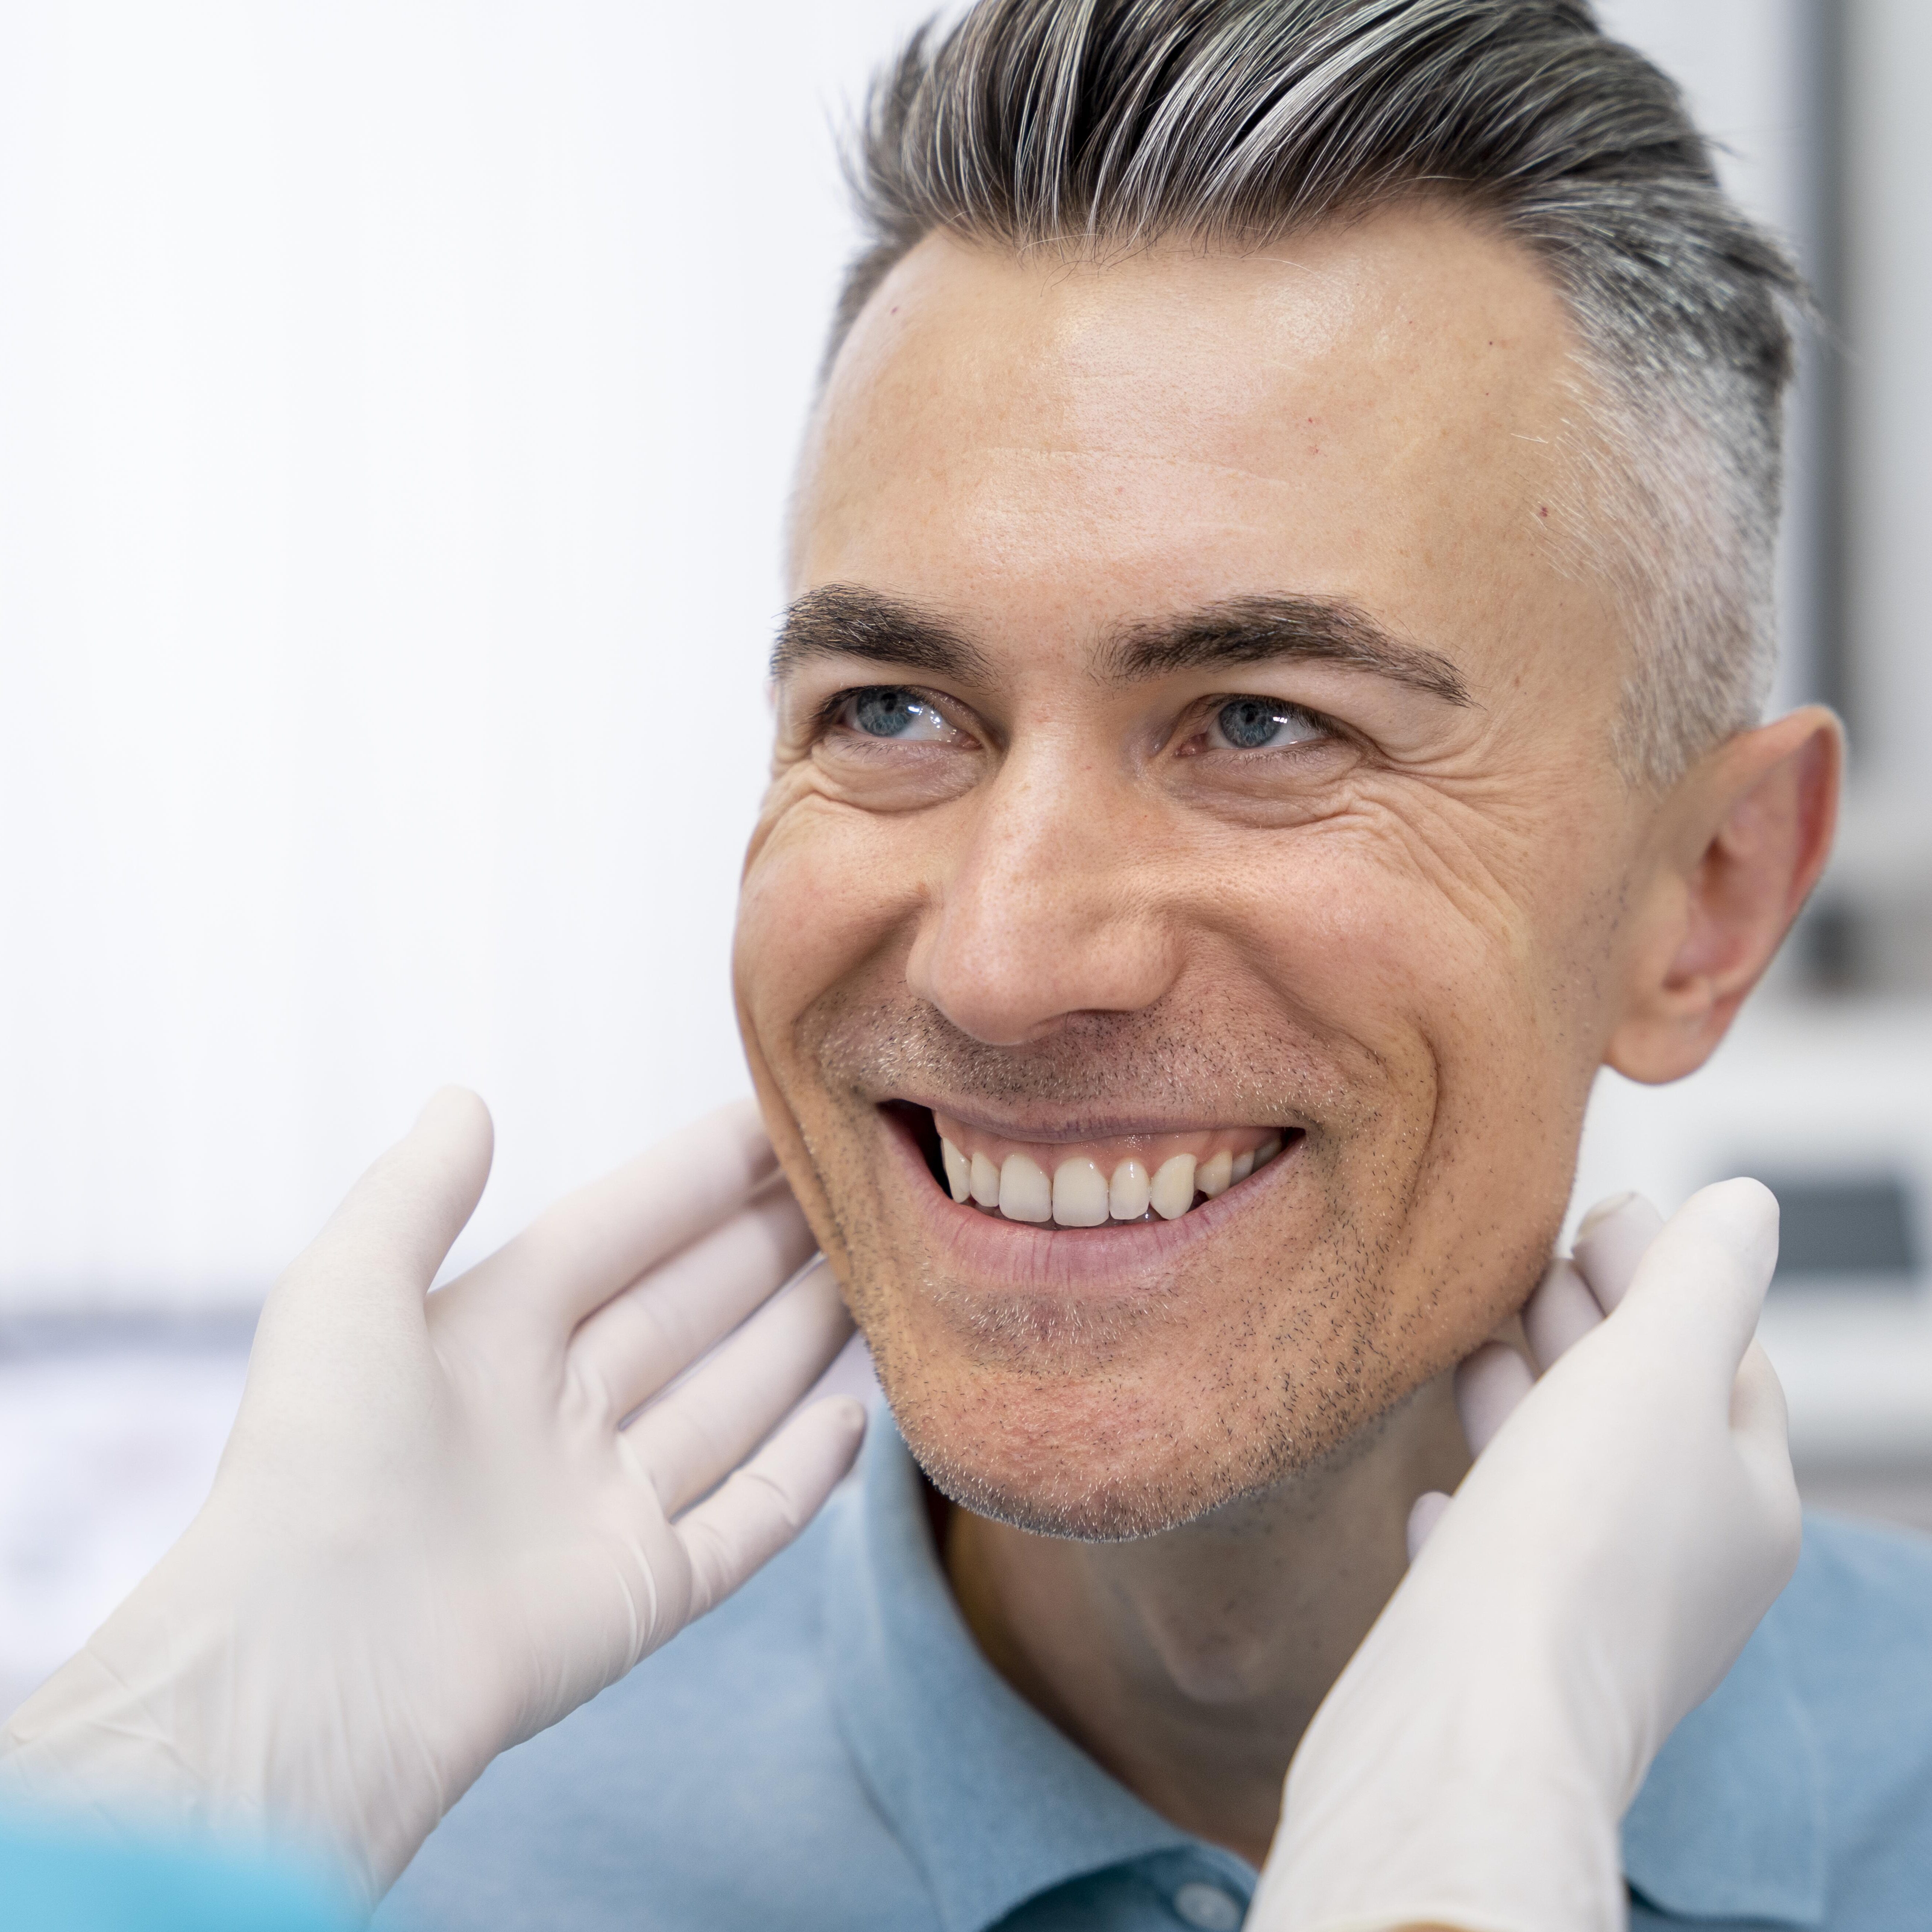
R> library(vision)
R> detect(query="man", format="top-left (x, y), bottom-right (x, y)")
top-left (381, 2), bottom-right (1932, 1927)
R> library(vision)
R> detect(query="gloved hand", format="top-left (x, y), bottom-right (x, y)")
top-left (0, 1090), bottom-right (863, 1912)
top-left (1250, 1182), bottom-right (1801, 1932)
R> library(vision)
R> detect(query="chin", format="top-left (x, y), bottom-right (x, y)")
top-left (868, 1320), bottom-right (1394, 1542)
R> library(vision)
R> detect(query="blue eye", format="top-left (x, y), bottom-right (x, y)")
top-left (1209, 697), bottom-right (1325, 750)
top-left (843, 687), bottom-right (957, 742)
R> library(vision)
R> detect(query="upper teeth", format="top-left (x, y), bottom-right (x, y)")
top-left (935, 1129), bottom-right (1284, 1225)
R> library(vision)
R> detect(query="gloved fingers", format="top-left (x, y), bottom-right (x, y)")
top-left (1613, 1179), bottom-right (1780, 1395)
top-left (567, 1183), bottom-right (817, 1422)
top-left (673, 1396), bottom-right (868, 1622)
top-left (1454, 1340), bottom-right (1534, 1456)
top-left (1575, 1188), bottom-right (1639, 1242)
top-left (1405, 1490), bottom-right (1451, 1562)
top-left (276, 1086), bottom-right (494, 1315)
top-left (450, 1098), bottom-right (778, 1332)
top-left (1731, 1352), bottom-right (1800, 1576)
top-left (1730, 1340), bottom-right (1800, 1500)
top-left (1571, 1190), bottom-right (1665, 1314)
top-left (1730, 1338), bottom-right (1789, 1439)
top-left (627, 1257), bottom-right (855, 1516)
top-left (1521, 1257), bottom-right (1604, 1373)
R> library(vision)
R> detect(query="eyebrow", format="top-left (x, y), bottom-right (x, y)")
top-left (1100, 595), bottom-right (1473, 705)
top-left (772, 584), bottom-right (1471, 707)
top-left (770, 585), bottom-right (998, 685)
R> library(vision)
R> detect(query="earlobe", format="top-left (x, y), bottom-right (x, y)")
top-left (1604, 706), bottom-right (1841, 1085)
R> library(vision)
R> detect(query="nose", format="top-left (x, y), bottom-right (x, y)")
top-left (904, 746), bottom-right (1181, 1045)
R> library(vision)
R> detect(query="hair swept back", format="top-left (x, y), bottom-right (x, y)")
top-left (823, 0), bottom-right (1806, 784)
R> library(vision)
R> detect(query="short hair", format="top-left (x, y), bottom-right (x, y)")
top-left (825, 0), bottom-right (1804, 785)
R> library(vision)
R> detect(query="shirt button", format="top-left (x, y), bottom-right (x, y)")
top-left (1172, 1880), bottom-right (1245, 1930)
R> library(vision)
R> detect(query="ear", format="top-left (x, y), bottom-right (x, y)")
top-left (1605, 706), bottom-right (1841, 1084)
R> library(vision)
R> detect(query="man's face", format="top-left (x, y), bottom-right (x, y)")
top-left (734, 205), bottom-right (1649, 1537)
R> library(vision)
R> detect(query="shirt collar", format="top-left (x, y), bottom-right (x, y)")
top-left (1622, 1600), bottom-right (1828, 1927)
top-left (823, 1420), bottom-right (1213, 1932)
top-left (827, 1416), bottom-right (1830, 1932)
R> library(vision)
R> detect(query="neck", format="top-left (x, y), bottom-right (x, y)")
top-left (942, 1372), bottom-right (1469, 1868)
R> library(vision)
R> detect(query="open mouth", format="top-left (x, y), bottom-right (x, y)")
top-left (888, 1102), bottom-right (1300, 1229)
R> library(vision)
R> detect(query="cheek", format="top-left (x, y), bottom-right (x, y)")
top-left (1209, 811), bottom-right (1590, 1236)
top-left (1248, 816), bottom-right (1593, 1261)
top-left (733, 799), bottom-right (927, 1060)
top-left (1217, 818), bottom-right (1544, 1061)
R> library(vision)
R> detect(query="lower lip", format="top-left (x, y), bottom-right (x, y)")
top-left (879, 1107), bottom-right (1303, 1296)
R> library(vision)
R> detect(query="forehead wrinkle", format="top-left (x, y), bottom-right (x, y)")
top-left (972, 445), bottom-right (1308, 492)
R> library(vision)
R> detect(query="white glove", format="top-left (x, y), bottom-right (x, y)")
top-left (1250, 1182), bottom-right (1801, 1932)
top-left (0, 1090), bottom-right (863, 1911)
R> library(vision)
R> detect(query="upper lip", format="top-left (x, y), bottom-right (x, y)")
top-left (887, 1094), bottom-right (1303, 1143)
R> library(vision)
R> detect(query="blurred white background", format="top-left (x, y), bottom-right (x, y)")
top-left (0, 0), bottom-right (1926, 1707)
top-left (0, 0), bottom-right (935, 1307)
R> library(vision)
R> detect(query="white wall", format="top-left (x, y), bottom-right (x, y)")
top-left (1596, 0), bottom-right (1824, 719)
top-left (1844, 0), bottom-right (1932, 784)
top-left (0, 0), bottom-right (936, 1307)
top-left (0, 2), bottom-right (1877, 1311)
top-left (1833, 0), bottom-right (1932, 975)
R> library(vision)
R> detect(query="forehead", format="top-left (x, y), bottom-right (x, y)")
top-left (791, 206), bottom-right (1603, 685)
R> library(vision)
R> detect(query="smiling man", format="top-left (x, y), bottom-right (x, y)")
top-left (386, 5), bottom-right (1932, 1929)
top-left (741, 213), bottom-right (1716, 1556)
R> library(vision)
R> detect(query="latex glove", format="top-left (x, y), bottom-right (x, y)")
top-left (1251, 1182), bottom-right (1800, 1932)
top-left (1404, 1188), bottom-right (1676, 1559)
top-left (0, 1090), bottom-right (863, 1911)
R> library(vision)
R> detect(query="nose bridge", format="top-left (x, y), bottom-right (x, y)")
top-left (909, 734), bottom-right (1179, 1044)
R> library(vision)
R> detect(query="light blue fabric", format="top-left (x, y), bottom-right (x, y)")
top-left (0, 1809), bottom-right (356, 1931)
top-left (383, 1421), bottom-right (1932, 1932)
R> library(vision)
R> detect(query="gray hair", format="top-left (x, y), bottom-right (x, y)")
top-left (825, 0), bottom-right (1804, 785)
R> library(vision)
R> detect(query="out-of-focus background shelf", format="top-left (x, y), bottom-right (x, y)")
top-left (1578, 997), bottom-right (1932, 1518)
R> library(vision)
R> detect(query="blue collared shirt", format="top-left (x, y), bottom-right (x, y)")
top-left (382, 1422), bottom-right (1932, 1931)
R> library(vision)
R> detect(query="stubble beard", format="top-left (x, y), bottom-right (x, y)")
top-left (785, 990), bottom-right (1445, 1542)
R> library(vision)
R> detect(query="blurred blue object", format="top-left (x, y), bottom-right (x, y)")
top-left (0, 1809), bottom-right (358, 1932)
